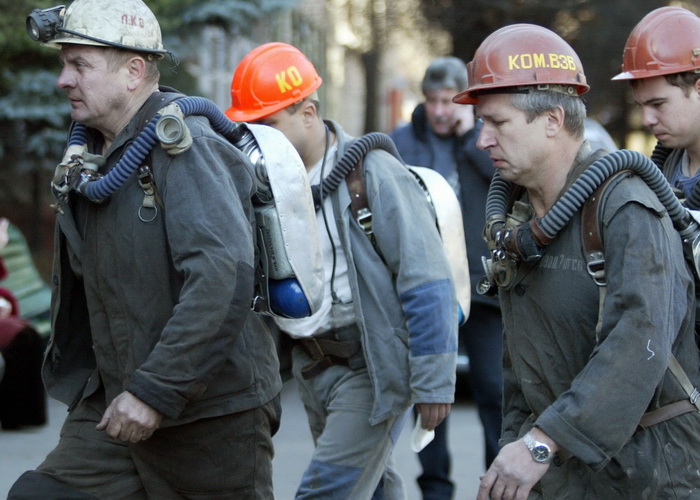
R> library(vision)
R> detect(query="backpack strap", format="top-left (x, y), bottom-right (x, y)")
top-left (131, 90), bottom-right (186, 218)
top-left (581, 170), bottom-right (633, 337)
top-left (345, 155), bottom-right (374, 244)
top-left (581, 169), bottom-right (700, 427)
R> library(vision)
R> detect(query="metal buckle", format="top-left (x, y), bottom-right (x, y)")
top-left (356, 208), bottom-right (373, 236)
top-left (586, 253), bottom-right (606, 287)
top-left (303, 338), bottom-right (325, 359)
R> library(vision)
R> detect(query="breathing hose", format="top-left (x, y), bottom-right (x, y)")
top-left (649, 141), bottom-right (700, 210)
top-left (310, 131), bottom-right (402, 209)
top-left (482, 149), bottom-right (700, 292)
top-left (59, 96), bottom-right (252, 203)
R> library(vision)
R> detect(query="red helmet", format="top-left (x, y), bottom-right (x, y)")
top-left (612, 7), bottom-right (700, 81)
top-left (226, 42), bottom-right (322, 122)
top-left (454, 24), bottom-right (588, 105)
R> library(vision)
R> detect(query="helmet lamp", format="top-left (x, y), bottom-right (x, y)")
top-left (26, 5), bottom-right (65, 43)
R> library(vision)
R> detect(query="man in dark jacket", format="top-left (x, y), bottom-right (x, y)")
top-left (467, 23), bottom-right (700, 499)
top-left (391, 57), bottom-right (502, 500)
top-left (9, 0), bottom-right (281, 498)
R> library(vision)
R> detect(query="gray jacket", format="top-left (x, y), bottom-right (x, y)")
top-left (325, 120), bottom-right (457, 425)
top-left (45, 91), bottom-right (282, 426)
top-left (500, 148), bottom-right (700, 497)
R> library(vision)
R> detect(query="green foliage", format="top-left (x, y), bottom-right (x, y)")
top-left (0, 70), bottom-right (69, 126)
top-left (188, 0), bottom-right (297, 25)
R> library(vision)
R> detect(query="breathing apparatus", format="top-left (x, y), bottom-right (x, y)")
top-left (317, 132), bottom-right (472, 323)
top-left (477, 149), bottom-right (700, 295)
top-left (51, 97), bottom-right (323, 319)
top-left (28, 2), bottom-right (323, 320)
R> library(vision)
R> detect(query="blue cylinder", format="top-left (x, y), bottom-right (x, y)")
top-left (269, 278), bottom-right (312, 319)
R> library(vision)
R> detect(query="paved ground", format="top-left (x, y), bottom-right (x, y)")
top-left (0, 380), bottom-right (484, 499)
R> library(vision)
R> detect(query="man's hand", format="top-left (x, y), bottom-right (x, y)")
top-left (452, 104), bottom-right (476, 137)
top-left (97, 391), bottom-right (163, 443)
top-left (476, 433), bottom-right (553, 500)
top-left (414, 403), bottom-right (451, 430)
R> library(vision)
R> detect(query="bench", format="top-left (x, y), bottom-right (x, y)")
top-left (0, 223), bottom-right (51, 337)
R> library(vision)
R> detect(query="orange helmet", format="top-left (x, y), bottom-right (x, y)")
top-left (612, 7), bottom-right (700, 81)
top-left (226, 42), bottom-right (323, 122)
top-left (454, 24), bottom-right (588, 105)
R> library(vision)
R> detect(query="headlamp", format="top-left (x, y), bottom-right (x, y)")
top-left (26, 5), bottom-right (65, 43)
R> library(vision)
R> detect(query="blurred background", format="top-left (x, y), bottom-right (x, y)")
top-left (0, 0), bottom-right (695, 329)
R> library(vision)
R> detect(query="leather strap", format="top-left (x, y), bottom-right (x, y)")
top-left (639, 399), bottom-right (697, 429)
top-left (297, 337), bottom-right (360, 360)
top-left (296, 336), bottom-right (361, 380)
top-left (345, 156), bottom-right (374, 240)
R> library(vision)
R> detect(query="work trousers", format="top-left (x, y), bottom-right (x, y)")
top-left (292, 345), bottom-right (409, 499)
top-left (8, 388), bottom-right (281, 499)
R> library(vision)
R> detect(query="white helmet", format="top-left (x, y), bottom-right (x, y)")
top-left (32, 0), bottom-right (168, 57)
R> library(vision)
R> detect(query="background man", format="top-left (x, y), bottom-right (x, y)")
top-left (390, 56), bottom-right (502, 500)
top-left (10, 0), bottom-right (281, 498)
top-left (456, 24), bottom-right (700, 499)
top-left (227, 42), bottom-right (458, 499)
top-left (613, 6), bottom-right (700, 208)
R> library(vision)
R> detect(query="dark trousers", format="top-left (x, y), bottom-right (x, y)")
top-left (0, 326), bottom-right (47, 430)
top-left (9, 388), bottom-right (281, 499)
top-left (417, 305), bottom-right (503, 499)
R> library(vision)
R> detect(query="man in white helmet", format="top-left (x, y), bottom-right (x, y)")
top-left (9, 0), bottom-right (282, 498)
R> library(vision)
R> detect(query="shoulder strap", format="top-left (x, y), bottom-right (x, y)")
top-left (581, 170), bottom-right (632, 337)
top-left (133, 90), bottom-right (187, 215)
top-left (581, 169), bottom-right (700, 425)
top-left (346, 155), bottom-right (373, 242)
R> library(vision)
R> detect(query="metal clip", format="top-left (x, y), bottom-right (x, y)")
top-left (356, 208), bottom-right (373, 236)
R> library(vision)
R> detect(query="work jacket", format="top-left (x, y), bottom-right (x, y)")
top-left (323, 120), bottom-right (458, 425)
top-left (45, 90), bottom-right (282, 426)
top-left (500, 145), bottom-right (700, 498)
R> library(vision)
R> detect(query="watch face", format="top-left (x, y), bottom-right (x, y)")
top-left (532, 445), bottom-right (551, 462)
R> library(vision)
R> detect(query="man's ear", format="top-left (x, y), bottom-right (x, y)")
top-left (693, 77), bottom-right (700, 98)
top-left (126, 56), bottom-right (147, 91)
top-left (545, 105), bottom-right (566, 138)
top-left (300, 99), bottom-right (318, 126)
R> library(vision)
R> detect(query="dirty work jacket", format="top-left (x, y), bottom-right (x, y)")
top-left (323, 120), bottom-right (457, 425)
top-left (500, 147), bottom-right (700, 497)
top-left (45, 90), bottom-right (282, 426)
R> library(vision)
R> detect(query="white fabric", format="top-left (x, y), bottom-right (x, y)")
top-left (276, 140), bottom-right (355, 338)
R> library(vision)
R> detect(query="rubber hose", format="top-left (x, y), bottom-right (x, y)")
top-left (311, 132), bottom-right (402, 208)
top-left (66, 97), bottom-right (245, 202)
top-left (485, 149), bottom-right (692, 259)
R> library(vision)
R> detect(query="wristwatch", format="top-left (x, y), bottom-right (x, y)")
top-left (522, 431), bottom-right (555, 464)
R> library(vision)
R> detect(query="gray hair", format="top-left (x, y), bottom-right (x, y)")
top-left (422, 57), bottom-right (468, 94)
top-left (510, 88), bottom-right (586, 139)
